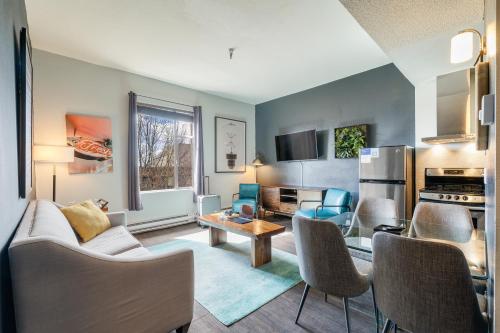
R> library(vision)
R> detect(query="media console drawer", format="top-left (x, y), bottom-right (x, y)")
top-left (261, 186), bottom-right (280, 211)
top-left (279, 202), bottom-right (297, 214)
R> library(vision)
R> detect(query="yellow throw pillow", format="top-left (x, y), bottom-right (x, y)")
top-left (60, 200), bottom-right (111, 242)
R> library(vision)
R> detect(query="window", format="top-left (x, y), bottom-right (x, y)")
top-left (137, 104), bottom-right (193, 191)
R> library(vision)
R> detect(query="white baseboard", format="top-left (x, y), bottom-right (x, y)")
top-left (128, 214), bottom-right (197, 234)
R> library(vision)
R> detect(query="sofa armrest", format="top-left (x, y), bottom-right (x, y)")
top-left (9, 240), bottom-right (194, 333)
top-left (106, 211), bottom-right (127, 227)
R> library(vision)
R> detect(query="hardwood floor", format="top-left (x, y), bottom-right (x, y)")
top-left (135, 215), bottom-right (377, 333)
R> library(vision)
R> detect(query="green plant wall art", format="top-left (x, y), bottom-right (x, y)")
top-left (334, 125), bottom-right (367, 159)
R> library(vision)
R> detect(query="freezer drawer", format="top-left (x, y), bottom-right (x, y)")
top-left (359, 182), bottom-right (408, 219)
top-left (359, 146), bottom-right (408, 181)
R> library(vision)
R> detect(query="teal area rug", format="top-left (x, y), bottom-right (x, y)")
top-left (148, 232), bottom-right (301, 326)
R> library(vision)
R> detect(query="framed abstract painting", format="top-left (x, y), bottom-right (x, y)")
top-left (66, 114), bottom-right (113, 174)
top-left (215, 116), bottom-right (246, 173)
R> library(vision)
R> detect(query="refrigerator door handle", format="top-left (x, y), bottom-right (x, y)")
top-left (360, 179), bottom-right (406, 185)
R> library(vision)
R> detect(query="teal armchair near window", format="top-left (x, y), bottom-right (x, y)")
top-left (295, 188), bottom-right (351, 219)
top-left (232, 184), bottom-right (261, 215)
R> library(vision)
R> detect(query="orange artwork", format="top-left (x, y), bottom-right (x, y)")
top-left (66, 114), bottom-right (113, 174)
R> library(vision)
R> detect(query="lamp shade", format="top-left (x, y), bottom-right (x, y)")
top-left (34, 145), bottom-right (75, 163)
top-left (450, 31), bottom-right (474, 63)
top-left (252, 158), bottom-right (263, 166)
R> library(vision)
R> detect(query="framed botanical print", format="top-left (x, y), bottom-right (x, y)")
top-left (18, 27), bottom-right (33, 198)
top-left (334, 124), bottom-right (368, 159)
top-left (215, 116), bottom-right (246, 173)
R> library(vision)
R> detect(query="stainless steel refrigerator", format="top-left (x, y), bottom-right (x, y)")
top-left (359, 145), bottom-right (414, 219)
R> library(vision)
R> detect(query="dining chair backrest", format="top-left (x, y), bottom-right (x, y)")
top-left (323, 188), bottom-right (351, 215)
top-left (239, 184), bottom-right (260, 200)
top-left (373, 232), bottom-right (487, 333)
top-left (354, 198), bottom-right (398, 219)
top-left (292, 216), bottom-right (369, 298)
top-left (409, 202), bottom-right (474, 242)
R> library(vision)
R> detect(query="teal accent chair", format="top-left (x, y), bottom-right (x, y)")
top-left (295, 188), bottom-right (351, 220)
top-left (232, 184), bottom-right (260, 215)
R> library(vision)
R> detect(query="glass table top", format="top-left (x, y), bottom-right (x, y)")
top-left (327, 212), bottom-right (487, 280)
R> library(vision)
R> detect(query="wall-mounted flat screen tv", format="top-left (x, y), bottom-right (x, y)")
top-left (275, 130), bottom-right (318, 162)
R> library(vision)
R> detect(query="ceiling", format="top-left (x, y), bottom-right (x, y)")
top-left (339, 0), bottom-right (484, 84)
top-left (25, 0), bottom-right (390, 105)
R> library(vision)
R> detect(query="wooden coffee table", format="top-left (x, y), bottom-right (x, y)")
top-left (198, 214), bottom-right (286, 267)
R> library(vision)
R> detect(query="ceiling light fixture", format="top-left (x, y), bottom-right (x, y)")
top-left (450, 29), bottom-right (486, 64)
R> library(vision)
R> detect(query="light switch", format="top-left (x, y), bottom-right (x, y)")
top-left (480, 94), bottom-right (495, 125)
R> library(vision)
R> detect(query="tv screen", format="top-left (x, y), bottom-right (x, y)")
top-left (275, 130), bottom-right (318, 162)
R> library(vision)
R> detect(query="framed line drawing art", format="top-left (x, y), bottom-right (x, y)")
top-left (18, 27), bottom-right (33, 198)
top-left (215, 116), bottom-right (246, 173)
top-left (66, 114), bottom-right (113, 174)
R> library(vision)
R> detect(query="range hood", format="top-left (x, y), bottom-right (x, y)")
top-left (422, 68), bottom-right (476, 144)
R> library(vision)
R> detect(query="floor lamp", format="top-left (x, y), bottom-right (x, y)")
top-left (252, 157), bottom-right (263, 183)
top-left (34, 145), bottom-right (75, 202)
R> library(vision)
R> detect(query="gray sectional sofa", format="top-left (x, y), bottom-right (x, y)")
top-left (9, 200), bottom-right (194, 333)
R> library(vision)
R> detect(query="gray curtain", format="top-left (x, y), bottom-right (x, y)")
top-left (128, 92), bottom-right (143, 211)
top-left (193, 106), bottom-right (204, 202)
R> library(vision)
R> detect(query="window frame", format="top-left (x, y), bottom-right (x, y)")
top-left (137, 103), bottom-right (194, 193)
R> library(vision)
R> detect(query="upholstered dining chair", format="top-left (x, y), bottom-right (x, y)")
top-left (232, 183), bottom-right (260, 216)
top-left (409, 201), bottom-right (474, 243)
top-left (295, 188), bottom-right (351, 220)
top-left (373, 232), bottom-right (488, 333)
top-left (409, 201), bottom-right (486, 291)
top-left (342, 198), bottom-right (399, 240)
top-left (292, 216), bottom-right (376, 333)
top-left (354, 198), bottom-right (398, 219)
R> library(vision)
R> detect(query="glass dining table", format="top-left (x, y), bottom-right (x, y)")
top-left (327, 212), bottom-right (488, 280)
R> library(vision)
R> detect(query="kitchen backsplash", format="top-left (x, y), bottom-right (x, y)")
top-left (415, 143), bottom-right (487, 197)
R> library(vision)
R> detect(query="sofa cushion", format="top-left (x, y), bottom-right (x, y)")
top-left (81, 226), bottom-right (141, 255)
top-left (114, 246), bottom-right (151, 258)
top-left (30, 200), bottom-right (79, 246)
top-left (60, 200), bottom-right (111, 242)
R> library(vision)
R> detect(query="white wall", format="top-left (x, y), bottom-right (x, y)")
top-left (33, 49), bottom-right (256, 223)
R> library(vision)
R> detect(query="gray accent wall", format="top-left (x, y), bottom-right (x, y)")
top-left (0, 0), bottom-right (31, 331)
top-left (255, 64), bottom-right (415, 203)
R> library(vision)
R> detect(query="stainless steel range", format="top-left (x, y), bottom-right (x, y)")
top-left (418, 168), bottom-right (485, 227)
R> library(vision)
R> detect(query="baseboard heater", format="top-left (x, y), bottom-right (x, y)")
top-left (128, 214), bottom-right (196, 234)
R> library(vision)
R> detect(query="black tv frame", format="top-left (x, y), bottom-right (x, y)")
top-left (275, 129), bottom-right (319, 162)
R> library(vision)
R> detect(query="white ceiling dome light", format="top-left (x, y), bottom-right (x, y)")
top-left (450, 31), bottom-right (474, 63)
top-left (450, 29), bottom-right (485, 65)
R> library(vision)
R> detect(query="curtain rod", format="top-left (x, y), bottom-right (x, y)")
top-left (135, 93), bottom-right (194, 108)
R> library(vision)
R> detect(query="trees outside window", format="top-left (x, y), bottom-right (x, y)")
top-left (137, 111), bottom-right (193, 191)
